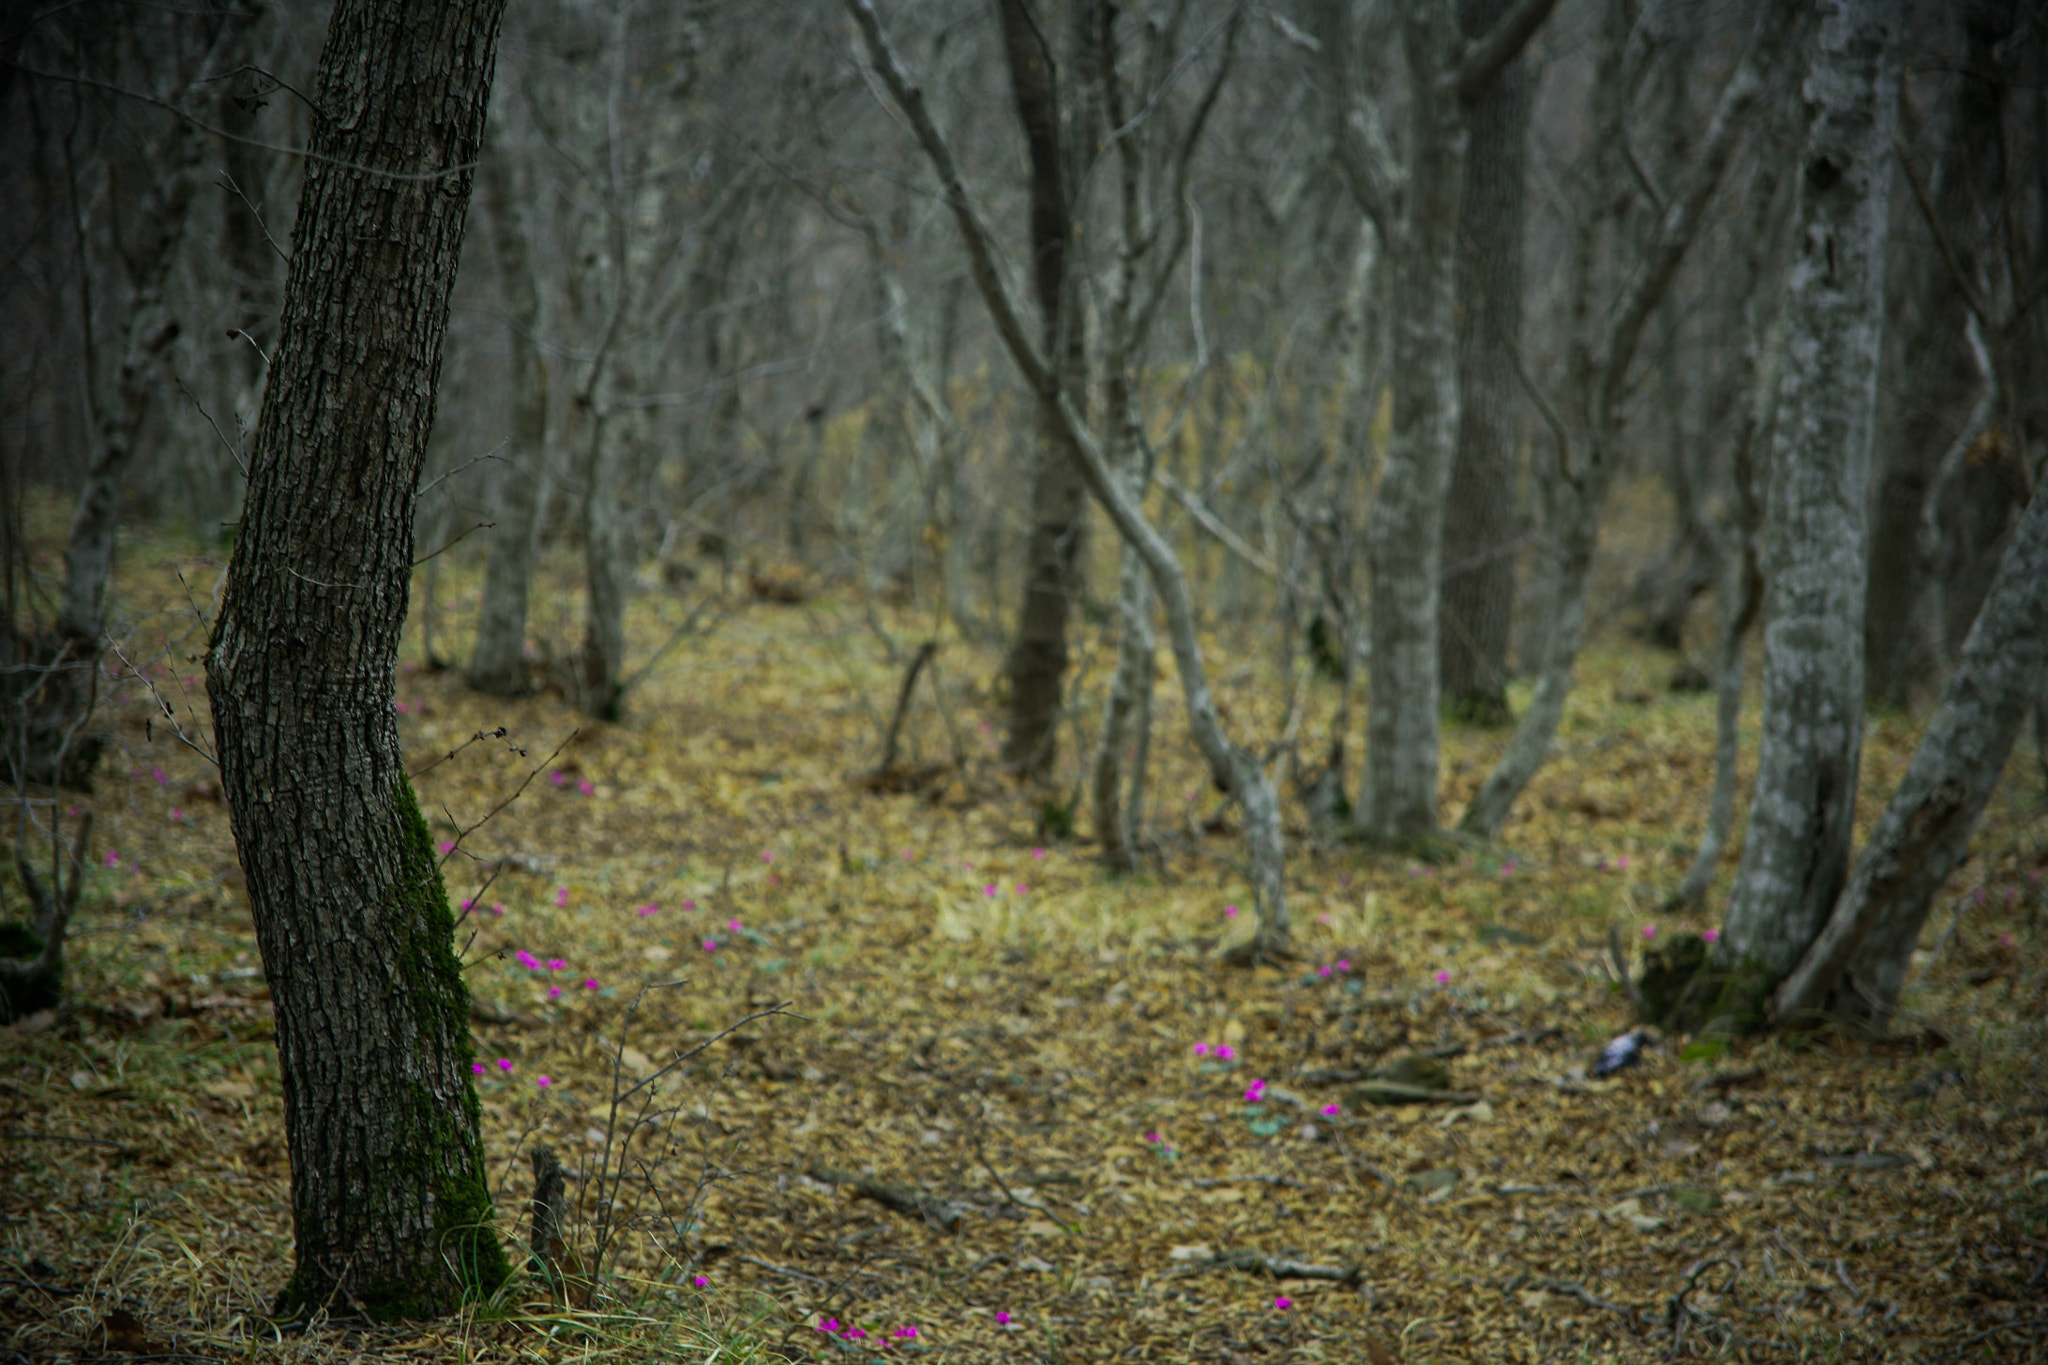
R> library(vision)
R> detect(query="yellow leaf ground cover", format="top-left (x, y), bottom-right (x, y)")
top-left (3, 524), bottom-right (2045, 1363)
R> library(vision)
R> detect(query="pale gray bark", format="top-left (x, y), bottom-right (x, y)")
top-left (1773, 475), bottom-right (2048, 1031)
top-left (1720, 0), bottom-right (1901, 985)
top-left (1317, 0), bottom-right (1557, 842)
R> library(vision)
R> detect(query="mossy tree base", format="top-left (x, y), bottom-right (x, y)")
top-left (1637, 932), bottom-right (1779, 1037)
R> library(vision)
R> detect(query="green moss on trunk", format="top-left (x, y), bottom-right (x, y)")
top-left (278, 780), bottom-right (510, 1322)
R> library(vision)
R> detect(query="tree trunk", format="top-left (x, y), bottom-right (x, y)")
top-left (1457, 0), bottom-right (1792, 838)
top-left (204, 0), bottom-right (512, 1321)
top-left (1773, 474), bottom-right (2048, 1032)
top-left (1865, 5), bottom-right (2003, 709)
top-left (1718, 0), bottom-right (1900, 997)
top-left (1439, 0), bottom-right (1530, 727)
top-left (1360, 4), bottom-right (1470, 843)
top-left (996, 0), bottom-right (1090, 782)
top-left (576, 361), bottom-right (632, 722)
top-left (468, 112), bottom-right (548, 698)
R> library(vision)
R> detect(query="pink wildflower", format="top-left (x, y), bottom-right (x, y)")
top-left (497, 1058), bottom-right (513, 1072)
top-left (1274, 1296), bottom-right (1292, 1310)
top-left (584, 978), bottom-right (599, 990)
top-left (1643, 924), bottom-right (1658, 940)
top-left (1224, 904), bottom-right (1239, 919)
top-left (1435, 970), bottom-right (1451, 985)
top-left (471, 1062), bottom-right (485, 1075)
top-left (1192, 1042), bottom-right (1211, 1056)
top-left (1216, 1044), bottom-right (1236, 1061)
top-left (577, 779), bottom-right (594, 797)
top-left (546, 958), bottom-right (565, 971)
top-left (556, 887), bottom-right (569, 907)
top-left (1703, 928), bottom-right (1720, 944)
top-left (535, 1076), bottom-right (551, 1088)
top-left (1322, 1103), bottom-right (1341, 1117)
top-left (702, 939), bottom-right (717, 953)
top-left (549, 770), bottom-right (565, 785)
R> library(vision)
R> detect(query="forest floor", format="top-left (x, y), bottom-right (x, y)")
top-left (3, 516), bottom-right (2046, 1365)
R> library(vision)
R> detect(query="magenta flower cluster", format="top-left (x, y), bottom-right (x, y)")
top-left (817, 1317), bottom-right (920, 1342)
top-left (1190, 1041), bottom-right (1237, 1062)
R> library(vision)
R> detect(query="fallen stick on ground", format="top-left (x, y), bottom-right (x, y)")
top-left (803, 1161), bottom-right (968, 1233)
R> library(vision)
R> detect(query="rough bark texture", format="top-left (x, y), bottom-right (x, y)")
top-left (1719, 0), bottom-right (1900, 994)
top-left (468, 117), bottom-right (548, 698)
top-left (997, 0), bottom-right (1088, 781)
top-left (1361, 3), bottom-right (1470, 842)
top-left (1439, 0), bottom-right (1530, 726)
top-left (1775, 476), bottom-right (2048, 1032)
top-left (203, 0), bottom-right (512, 1321)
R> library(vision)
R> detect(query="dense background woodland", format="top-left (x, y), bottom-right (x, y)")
top-left (2, 0), bottom-right (2046, 1360)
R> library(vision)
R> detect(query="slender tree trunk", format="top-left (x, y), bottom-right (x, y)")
top-left (1457, 0), bottom-right (1791, 837)
top-left (1361, 6), bottom-right (1469, 842)
top-left (1866, 10), bottom-right (2001, 708)
top-left (204, 0), bottom-right (512, 1320)
top-left (1439, 0), bottom-right (1530, 726)
top-left (1718, 0), bottom-right (1900, 995)
top-left (469, 115), bottom-right (548, 698)
top-left (57, 116), bottom-right (206, 645)
top-left (577, 366), bottom-right (631, 721)
top-left (1663, 271), bottom-right (1780, 913)
top-left (997, 0), bottom-right (1089, 781)
top-left (1774, 476), bottom-right (2048, 1031)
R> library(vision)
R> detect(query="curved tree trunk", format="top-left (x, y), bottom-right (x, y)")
top-left (1718, 0), bottom-right (1900, 991)
top-left (1773, 475), bottom-right (2048, 1032)
top-left (204, 0), bottom-right (512, 1320)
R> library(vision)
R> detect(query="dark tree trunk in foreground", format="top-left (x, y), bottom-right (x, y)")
top-left (997, 0), bottom-right (1089, 781)
top-left (204, 0), bottom-right (512, 1321)
top-left (1718, 0), bottom-right (1899, 1001)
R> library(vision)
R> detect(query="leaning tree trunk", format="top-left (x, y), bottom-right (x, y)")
top-left (1717, 0), bottom-right (1900, 998)
top-left (1773, 473), bottom-right (2048, 1032)
top-left (204, 0), bottom-right (512, 1321)
top-left (468, 114), bottom-right (548, 698)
